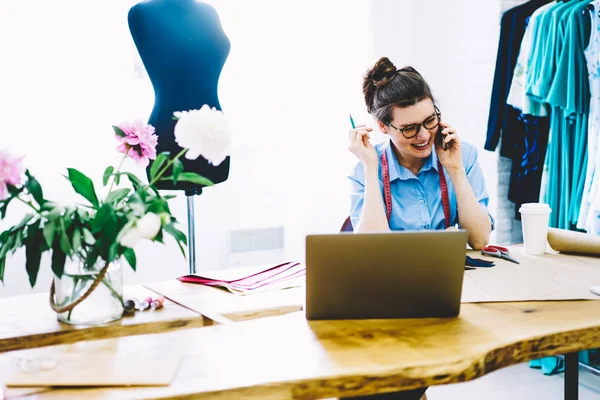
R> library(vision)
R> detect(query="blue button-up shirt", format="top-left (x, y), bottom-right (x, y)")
top-left (348, 140), bottom-right (494, 231)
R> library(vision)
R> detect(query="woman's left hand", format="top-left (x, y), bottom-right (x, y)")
top-left (435, 121), bottom-right (462, 172)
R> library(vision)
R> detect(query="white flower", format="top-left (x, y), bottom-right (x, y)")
top-left (136, 212), bottom-right (162, 240)
top-left (173, 104), bottom-right (232, 165)
top-left (119, 225), bottom-right (141, 248)
top-left (118, 213), bottom-right (162, 248)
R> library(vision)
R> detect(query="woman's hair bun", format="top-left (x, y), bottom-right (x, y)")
top-left (366, 57), bottom-right (397, 88)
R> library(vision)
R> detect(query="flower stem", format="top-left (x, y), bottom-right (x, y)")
top-left (107, 154), bottom-right (128, 194)
top-left (100, 277), bottom-right (125, 308)
top-left (148, 148), bottom-right (188, 186)
top-left (16, 196), bottom-right (40, 213)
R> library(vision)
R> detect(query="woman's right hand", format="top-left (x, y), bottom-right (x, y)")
top-left (348, 125), bottom-right (378, 168)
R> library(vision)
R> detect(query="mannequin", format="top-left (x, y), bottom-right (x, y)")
top-left (128, 0), bottom-right (231, 193)
top-left (128, 0), bottom-right (231, 273)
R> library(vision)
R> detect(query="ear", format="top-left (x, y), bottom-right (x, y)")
top-left (377, 120), bottom-right (389, 135)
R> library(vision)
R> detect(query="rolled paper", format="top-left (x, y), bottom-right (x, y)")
top-left (547, 227), bottom-right (600, 256)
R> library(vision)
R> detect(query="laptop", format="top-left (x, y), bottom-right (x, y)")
top-left (304, 229), bottom-right (468, 320)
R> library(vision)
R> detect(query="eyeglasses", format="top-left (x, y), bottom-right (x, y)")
top-left (386, 107), bottom-right (441, 139)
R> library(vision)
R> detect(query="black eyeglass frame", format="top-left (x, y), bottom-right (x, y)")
top-left (385, 106), bottom-right (442, 139)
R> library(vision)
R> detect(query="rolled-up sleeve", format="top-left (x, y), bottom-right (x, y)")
top-left (348, 162), bottom-right (366, 231)
top-left (463, 145), bottom-right (495, 231)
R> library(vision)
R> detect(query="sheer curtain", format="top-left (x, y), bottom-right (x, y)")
top-left (0, 0), bottom-right (374, 296)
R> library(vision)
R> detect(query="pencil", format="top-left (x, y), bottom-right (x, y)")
top-left (349, 113), bottom-right (356, 129)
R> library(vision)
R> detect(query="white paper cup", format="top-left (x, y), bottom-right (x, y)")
top-left (519, 203), bottom-right (551, 255)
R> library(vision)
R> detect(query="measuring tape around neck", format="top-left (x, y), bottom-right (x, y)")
top-left (380, 151), bottom-right (451, 229)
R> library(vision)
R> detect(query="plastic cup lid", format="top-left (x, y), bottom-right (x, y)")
top-left (519, 203), bottom-right (551, 214)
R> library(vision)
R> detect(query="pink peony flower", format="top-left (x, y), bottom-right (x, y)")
top-left (116, 120), bottom-right (158, 168)
top-left (0, 150), bottom-right (26, 200)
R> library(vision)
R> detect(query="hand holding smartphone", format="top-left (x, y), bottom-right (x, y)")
top-left (437, 125), bottom-right (449, 150)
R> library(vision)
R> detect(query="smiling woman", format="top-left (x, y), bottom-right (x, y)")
top-left (347, 57), bottom-right (494, 251)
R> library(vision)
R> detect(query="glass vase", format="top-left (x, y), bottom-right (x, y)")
top-left (53, 258), bottom-right (124, 325)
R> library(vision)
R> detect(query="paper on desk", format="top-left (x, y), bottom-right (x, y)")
top-left (179, 261), bottom-right (305, 295)
top-left (461, 246), bottom-right (600, 302)
top-left (1, 353), bottom-right (181, 387)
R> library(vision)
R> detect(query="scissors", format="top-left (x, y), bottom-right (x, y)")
top-left (481, 245), bottom-right (520, 264)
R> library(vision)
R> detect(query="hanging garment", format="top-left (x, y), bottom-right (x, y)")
top-left (506, 2), bottom-right (554, 216)
top-left (507, 114), bottom-right (550, 210)
top-left (540, 1), bottom-right (591, 230)
top-left (507, 1), bottom-right (554, 117)
top-left (579, 1), bottom-right (600, 232)
top-left (485, 0), bottom-right (557, 157)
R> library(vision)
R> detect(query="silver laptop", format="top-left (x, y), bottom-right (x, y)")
top-left (305, 230), bottom-right (468, 320)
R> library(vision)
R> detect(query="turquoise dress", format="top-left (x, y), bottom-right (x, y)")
top-left (526, 0), bottom-right (594, 375)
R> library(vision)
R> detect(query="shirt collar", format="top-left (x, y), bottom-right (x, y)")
top-left (384, 139), bottom-right (439, 182)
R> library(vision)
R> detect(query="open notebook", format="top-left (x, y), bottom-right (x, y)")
top-left (178, 261), bottom-right (305, 295)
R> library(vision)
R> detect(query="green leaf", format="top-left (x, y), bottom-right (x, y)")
top-left (85, 248), bottom-right (99, 271)
top-left (43, 222), bottom-right (56, 248)
top-left (95, 208), bottom-right (118, 261)
top-left (58, 218), bottom-right (72, 256)
top-left (124, 172), bottom-right (144, 190)
top-left (51, 240), bottom-right (66, 278)
top-left (163, 172), bottom-right (214, 186)
top-left (172, 158), bottom-right (184, 184)
top-left (150, 152), bottom-right (170, 182)
top-left (25, 223), bottom-right (43, 287)
top-left (0, 234), bottom-right (15, 260)
top-left (71, 228), bottom-right (82, 252)
top-left (164, 223), bottom-right (188, 246)
top-left (123, 248), bottom-right (137, 271)
top-left (76, 208), bottom-right (90, 221)
top-left (12, 214), bottom-right (33, 231)
top-left (103, 166), bottom-right (115, 186)
top-left (82, 228), bottom-right (95, 245)
top-left (0, 204), bottom-right (8, 219)
top-left (41, 201), bottom-right (56, 211)
top-left (174, 238), bottom-right (186, 258)
top-left (146, 198), bottom-right (169, 215)
top-left (105, 188), bottom-right (130, 205)
top-left (14, 229), bottom-right (24, 248)
top-left (0, 257), bottom-right (5, 283)
top-left (91, 204), bottom-right (113, 233)
top-left (67, 168), bottom-right (99, 208)
top-left (45, 207), bottom-right (64, 221)
top-left (112, 125), bottom-right (126, 138)
top-left (25, 172), bottom-right (46, 206)
top-left (107, 242), bottom-right (118, 263)
top-left (154, 228), bottom-right (164, 244)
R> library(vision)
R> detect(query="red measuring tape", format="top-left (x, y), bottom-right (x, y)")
top-left (381, 151), bottom-right (451, 229)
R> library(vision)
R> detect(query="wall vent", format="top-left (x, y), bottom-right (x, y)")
top-left (229, 227), bottom-right (284, 253)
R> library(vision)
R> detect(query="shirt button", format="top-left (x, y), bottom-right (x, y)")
top-left (419, 199), bottom-right (425, 205)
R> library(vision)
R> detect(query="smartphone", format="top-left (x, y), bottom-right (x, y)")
top-left (437, 125), bottom-right (448, 150)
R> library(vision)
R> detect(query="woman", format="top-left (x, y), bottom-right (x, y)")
top-left (348, 57), bottom-right (494, 251)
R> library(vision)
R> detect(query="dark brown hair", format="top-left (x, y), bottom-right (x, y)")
top-left (362, 57), bottom-right (435, 123)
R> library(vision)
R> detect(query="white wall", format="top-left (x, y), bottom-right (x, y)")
top-left (368, 0), bottom-right (502, 239)
top-left (0, 0), bottom-right (506, 298)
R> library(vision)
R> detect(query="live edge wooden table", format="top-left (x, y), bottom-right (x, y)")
top-left (0, 285), bottom-right (209, 353)
top-left (4, 301), bottom-right (600, 400)
top-left (5, 248), bottom-right (600, 399)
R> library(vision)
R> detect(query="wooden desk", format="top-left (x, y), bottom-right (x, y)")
top-left (5, 300), bottom-right (600, 399)
top-left (144, 279), bottom-right (304, 322)
top-left (0, 285), bottom-right (207, 353)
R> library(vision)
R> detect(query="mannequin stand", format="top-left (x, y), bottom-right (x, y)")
top-left (185, 188), bottom-right (201, 274)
